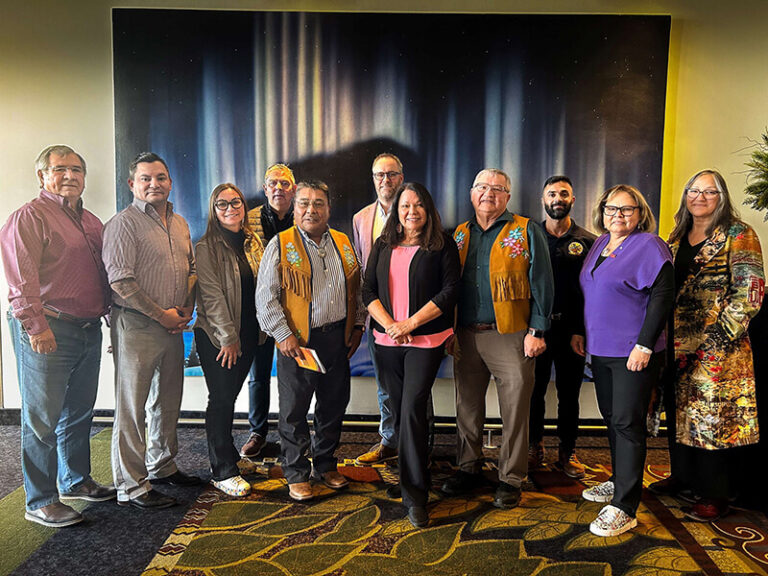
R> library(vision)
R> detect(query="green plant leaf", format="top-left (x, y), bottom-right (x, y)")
top-left (564, 530), bottom-right (633, 551)
top-left (341, 554), bottom-right (456, 576)
top-left (270, 542), bottom-right (364, 575)
top-left (212, 558), bottom-right (290, 575)
top-left (307, 494), bottom-right (373, 513)
top-left (317, 505), bottom-right (381, 543)
top-left (535, 562), bottom-right (611, 576)
top-left (392, 523), bottom-right (463, 565)
top-left (176, 532), bottom-right (281, 568)
top-left (202, 501), bottom-right (288, 529)
top-left (630, 546), bottom-right (701, 572)
top-left (249, 514), bottom-right (332, 536)
top-left (437, 539), bottom-right (538, 575)
top-left (524, 521), bottom-right (573, 541)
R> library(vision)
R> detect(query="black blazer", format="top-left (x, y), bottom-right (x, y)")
top-left (362, 232), bottom-right (460, 336)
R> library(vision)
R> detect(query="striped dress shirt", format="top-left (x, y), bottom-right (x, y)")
top-left (102, 198), bottom-right (195, 310)
top-left (0, 190), bottom-right (109, 334)
top-left (256, 226), bottom-right (365, 343)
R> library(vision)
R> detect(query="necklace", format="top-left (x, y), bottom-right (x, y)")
top-left (601, 236), bottom-right (628, 257)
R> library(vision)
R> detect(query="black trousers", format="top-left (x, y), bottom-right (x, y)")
top-left (530, 320), bottom-right (586, 452)
top-left (195, 328), bottom-right (256, 481)
top-left (276, 324), bottom-right (350, 484)
top-left (592, 353), bottom-right (662, 517)
top-left (375, 343), bottom-right (445, 508)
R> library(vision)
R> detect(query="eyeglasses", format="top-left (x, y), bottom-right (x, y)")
top-left (603, 205), bottom-right (639, 217)
top-left (296, 199), bottom-right (328, 210)
top-left (472, 183), bottom-right (508, 195)
top-left (214, 198), bottom-right (243, 211)
top-left (265, 179), bottom-right (293, 189)
top-left (372, 171), bottom-right (402, 181)
top-left (685, 188), bottom-right (720, 199)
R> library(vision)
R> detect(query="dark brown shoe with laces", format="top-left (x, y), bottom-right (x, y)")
top-left (240, 433), bottom-right (266, 459)
top-left (554, 449), bottom-right (585, 479)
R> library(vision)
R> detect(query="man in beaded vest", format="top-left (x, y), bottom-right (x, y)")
top-left (441, 168), bottom-right (554, 509)
top-left (256, 180), bottom-right (366, 502)
top-left (240, 163), bottom-right (297, 460)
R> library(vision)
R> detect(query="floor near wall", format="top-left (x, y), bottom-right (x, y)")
top-left (0, 425), bottom-right (670, 576)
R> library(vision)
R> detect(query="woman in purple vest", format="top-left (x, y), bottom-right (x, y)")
top-left (576, 184), bottom-right (673, 537)
top-left (362, 182), bottom-right (460, 528)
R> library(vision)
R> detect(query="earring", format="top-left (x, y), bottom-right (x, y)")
top-left (397, 223), bottom-right (403, 233)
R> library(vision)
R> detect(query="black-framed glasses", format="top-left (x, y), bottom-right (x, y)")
top-left (685, 188), bottom-right (720, 199)
top-left (603, 204), bottom-right (639, 217)
top-left (214, 198), bottom-right (244, 211)
top-left (372, 171), bottom-right (402, 181)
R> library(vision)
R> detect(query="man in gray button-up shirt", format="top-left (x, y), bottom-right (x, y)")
top-left (103, 152), bottom-right (199, 509)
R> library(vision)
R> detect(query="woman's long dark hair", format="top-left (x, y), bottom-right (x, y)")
top-left (379, 182), bottom-right (445, 251)
top-left (668, 169), bottom-right (739, 243)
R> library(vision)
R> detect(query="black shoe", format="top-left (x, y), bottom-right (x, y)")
top-left (118, 489), bottom-right (177, 509)
top-left (441, 471), bottom-right (485, 496)
top-left (648, 476), bottom-right (683, 496)
top-left (494, 482), bottom-right (521, 509)
top-left (150, 470), bottom-right (203, 487)
top-left (407, 506), bottom-right (429, 528)
top-left (386, 484), bottom-right (402, 499)
top-left (60, 478), bottom-right (117, 502)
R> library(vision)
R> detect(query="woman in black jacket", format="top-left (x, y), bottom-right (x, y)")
top-left (362, 182), bottom-right (460, 528)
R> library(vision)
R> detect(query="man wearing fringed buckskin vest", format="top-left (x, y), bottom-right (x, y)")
top-left (255, 181), bottom-right (366, 502)
top-left (441, 168), bottom-right (554, 510)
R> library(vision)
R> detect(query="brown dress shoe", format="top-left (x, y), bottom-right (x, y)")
top-left (555, 449), bottom-right (585, 479)
top-left (25, 502), bottom-right (83, 528)
top-left (355, 442), bottom-right (397, 465)
top-left (315, 470), bottom-right (350, 490)
top-left (288, 481), bottom-right (314, 501)
top-left (527, 442), bottom-right (544, 470)
top-left (240, 433), bottom-right (267, 458)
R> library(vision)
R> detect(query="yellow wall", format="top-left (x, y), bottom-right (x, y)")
top-left (1, 0), bottom-right (767, 407)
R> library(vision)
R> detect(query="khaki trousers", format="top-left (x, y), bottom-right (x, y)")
top-left (454, 327), bottom-right (534, 487)
top-left (110, 307), bottom-right (184, 501)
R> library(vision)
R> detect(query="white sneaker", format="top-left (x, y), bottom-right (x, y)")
top-left (211, 475), bottom-right (251, 497)
top-left (582, 480), bottom-right (614, 503)
top-left (589, 504), bottom-right (637, 537)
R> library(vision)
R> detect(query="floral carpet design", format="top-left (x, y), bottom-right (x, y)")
top-left (141, 461), bottom-right (768, 576)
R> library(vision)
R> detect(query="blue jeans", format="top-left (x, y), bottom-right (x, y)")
top-left (9, 314), bottom-right (102, 511)
top-left (368, 331), bottom-right (396, 447)
top-left (247, 336), bottom-right (274, 437)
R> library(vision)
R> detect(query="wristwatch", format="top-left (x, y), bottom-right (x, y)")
top-left (527, 328), bottom-right (544, 338)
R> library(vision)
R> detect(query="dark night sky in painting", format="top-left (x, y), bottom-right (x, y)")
top-left (113, 10), bottom-right (670, 241)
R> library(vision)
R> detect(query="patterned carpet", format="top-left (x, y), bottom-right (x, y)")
top-left (141, 458), bottom-right (768, 576)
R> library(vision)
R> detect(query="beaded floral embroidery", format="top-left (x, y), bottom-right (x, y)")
top-left (343, 244), bottom-right (356, 268)
top-left (286, 242), bottom-right (302, 267)
top-left (455, 230), bottom-right (466, 251)
top-left (500, 226), bottom-right (529, 259)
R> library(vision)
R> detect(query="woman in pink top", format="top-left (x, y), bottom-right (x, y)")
top-left (362, 183), bottom-right (460, 528)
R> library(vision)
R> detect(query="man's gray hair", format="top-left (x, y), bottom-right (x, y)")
top-left (473, 168), bottom-right (511, 192)
top-left (35, 145), bottom-right (87, 185)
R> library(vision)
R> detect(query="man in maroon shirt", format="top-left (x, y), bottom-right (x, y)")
top-left (1, 145), bottom-right (115, 528)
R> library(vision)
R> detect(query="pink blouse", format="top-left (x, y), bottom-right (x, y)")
top-left (373, 245), bottom-right (453, 349)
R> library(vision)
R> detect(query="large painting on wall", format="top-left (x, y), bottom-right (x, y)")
top-left (113, 9), bottom-right (670, 377)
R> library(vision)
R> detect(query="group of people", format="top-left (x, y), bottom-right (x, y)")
top-left (1, 145), bottom-right (763, 538)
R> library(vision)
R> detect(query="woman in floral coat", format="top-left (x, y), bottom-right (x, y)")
top-left (654, 169), bottom-right (764, 521)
